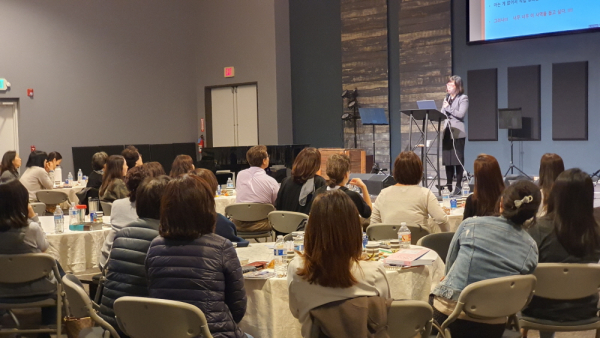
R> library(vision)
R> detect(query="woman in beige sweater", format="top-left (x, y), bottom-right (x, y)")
top-left (370, 151), bottom-right (449, 233)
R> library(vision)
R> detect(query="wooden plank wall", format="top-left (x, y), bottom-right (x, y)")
top-left (340, 0), bottom-right (390, 170)
top-left (399, 0), bottom-right (452, 173)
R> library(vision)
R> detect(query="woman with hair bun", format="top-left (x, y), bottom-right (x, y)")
top-left (315, 153), bottom-right (371, 219)
top-left (431, 180), bottom-right (540, 338)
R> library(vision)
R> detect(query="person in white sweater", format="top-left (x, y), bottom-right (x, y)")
top-left (20, 150), bottom-right (55, 201)
top-left (370, 151), bottom-right (449, 233)
top-left (288, 190), bottom-right (390, 337)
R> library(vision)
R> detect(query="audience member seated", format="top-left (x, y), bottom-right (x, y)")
top-left (121, 145), bottom-right (142, 171)
top-left (463, 154), bottom-right (504, 220)
top-left (169, 154), bottom-right (195, 178)
top-left (0, 150), bottom-right (21, 180)
top-left (86, 152), bottom-right (108, 190)
top-left (431, 181), bottom-right (540, 338)
top-left (192, 168), bottom-right (249, 247)
top-left (287, 190), bottom-right (390, 337)
top-left (143, 161), bottom-right (166, 177)
top-left (99, 166), bottom-right (147, 269)
top-left (20, 150), bottom-right (55, 201)
top-left (276, 147), bottom-right (326, 215)
top-left (47, 151), bottom-right (62, 167)
top-left (537, 153), bottom-right (564, 217)
top-left (315, 154), bottom-right (372, 219)
top-left (370, 151), bottom-right (449, 232)
top-left (99, 175), bottom-right (171, 335)
top-left (145, 175), bottom-right (250, 338)
top-left (234, 145), bottom-right (279, 232)
top-left (522, 169), bottom-right (600, 338)
top-left (0, 178), bottom-right (58, 335)
top-left (99, 155), bottom-right (128, 202)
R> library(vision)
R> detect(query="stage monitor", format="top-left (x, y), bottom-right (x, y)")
top-left (498, 108), bottom-right (522, 129)
top-left (469, 0), bottom-right (600, 43)
top-left (358, 108), bottom-right (388, 125)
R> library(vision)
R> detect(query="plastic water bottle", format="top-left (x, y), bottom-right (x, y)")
top-left (77, 169), bottom-right (83, 183)
top-left (398, 222), bottom-right (411, 249)
top-left (462, 180), bottom-right (470, 197)
top-left (226, 177), bottom-right (234, 189)
top-left (362, 232), bottom-right (369, 248)
top-left (69, 205), bottom-right (78, 225)
top-left (216, 185), bottom-right (222, 196)
top-left (67, 172), bottom-right (73, 185)
top-left (53, 207), bottom-right (64, 234)
top-left (442, 186), bottom-right (451, 208)
top-left (274, 235), bottom-right (287, 277)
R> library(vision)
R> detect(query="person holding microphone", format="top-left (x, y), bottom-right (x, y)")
top-left (441, 75), bottom-right (469, 195)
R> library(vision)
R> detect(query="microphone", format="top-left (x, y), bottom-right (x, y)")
top-left (445, 93), bottom-right (450, 102)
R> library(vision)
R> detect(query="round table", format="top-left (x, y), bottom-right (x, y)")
top-left (235, 243), bottom-right (445, 338)
top-left (215, 195), bottom-right (236, 215)
top-left (38, 215), bottom-right (111, 274)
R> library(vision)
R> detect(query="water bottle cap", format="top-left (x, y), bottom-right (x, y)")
top-left (400, 222), bottom-right (407, 226)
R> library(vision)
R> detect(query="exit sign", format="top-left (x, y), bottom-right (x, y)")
top-left (0, 78), bottom-right (6, 90)
top-left (224, 67), bottom-right (235, 78)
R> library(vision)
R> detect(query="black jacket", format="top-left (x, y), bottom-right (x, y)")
top-left (215, 213), bottom-right (249, 247)
top-left (99, 218), bottom-right (159, 331)
top-left (146, 233), bottom-right (247, 338)
top-left (275, 175), bottom-right (326, 214)
top-left (315, 186), bottom-right (371, 219)
top-left (522, 215), bottom-right (600, 321)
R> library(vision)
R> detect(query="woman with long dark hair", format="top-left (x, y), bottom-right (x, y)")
top-left (0, 151), bottom-right (21, 180)
top-left (523, 169), bottom-right (600, 338)
top-left (463, 154), bottom-right (505, 220)
top-left (537, 153), bottom-right (564, 216)
top-left (169, 154), bottom-right (195, 178)
top-left (275, 147), bottom-right (326, 214)
top-left (288, 190), bottom-right (390, 337)
top-left (99, 155), bottom-right (128, 202)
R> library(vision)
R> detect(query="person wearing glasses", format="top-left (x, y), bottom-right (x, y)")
top-left (441, 75), bottom-right (469, 195)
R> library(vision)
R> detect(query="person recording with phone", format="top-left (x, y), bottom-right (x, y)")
top-left (441, 75), bottom-right (469, 195)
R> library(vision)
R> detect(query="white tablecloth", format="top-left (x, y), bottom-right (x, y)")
top-left (235, 243), bottom-right (445, 338)
top-left (215, 195), bottom-right (236, 215)
top-left (39, 216), bottom-right (111, 274)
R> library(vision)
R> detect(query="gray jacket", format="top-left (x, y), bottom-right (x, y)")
top-left (441, 94), bottom-right (468, 139)
top-left (0, 218), bottom-right (56, 298)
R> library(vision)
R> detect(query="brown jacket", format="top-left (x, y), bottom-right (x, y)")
top-left (309, 296), bottom-right (392, 338)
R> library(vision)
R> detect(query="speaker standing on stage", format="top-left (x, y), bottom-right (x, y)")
top-left (441, 75), bottom-right (468, 195)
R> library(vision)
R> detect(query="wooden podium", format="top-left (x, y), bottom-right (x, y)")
top-left (318, 148), bottom-right (366, 180)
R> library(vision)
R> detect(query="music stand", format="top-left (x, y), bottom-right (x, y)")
top-left (359, 108), bottom-right (389, 168)
top-left (400, 107), bottom-right (446, 192)
top-left (499, 108), bottom-right (530, 178)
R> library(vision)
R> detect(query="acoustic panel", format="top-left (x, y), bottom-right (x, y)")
top-left (552, 61), bottom-right (588, 140)
top-left (467, 68), bottom-right (498, 141)
top-left (507, 65), bottom-right (541, 141)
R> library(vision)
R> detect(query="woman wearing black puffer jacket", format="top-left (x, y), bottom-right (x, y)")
top-left (146, 174), bottom-right (250, 338)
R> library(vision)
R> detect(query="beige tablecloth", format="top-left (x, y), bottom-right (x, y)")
top-left (236, 243), bottom-right (445, 338)
top-left (39, 215), bottom-right (111, 274)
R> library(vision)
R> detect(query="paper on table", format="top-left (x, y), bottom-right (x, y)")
top-left (384, 248), bottom-right (436, 267)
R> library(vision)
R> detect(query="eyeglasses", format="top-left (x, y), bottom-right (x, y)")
top-left (446, 83), bottom-right (456, 87)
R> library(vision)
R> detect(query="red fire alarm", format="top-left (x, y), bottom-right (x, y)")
top-left (27, 89), bottom-right (34, 97)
